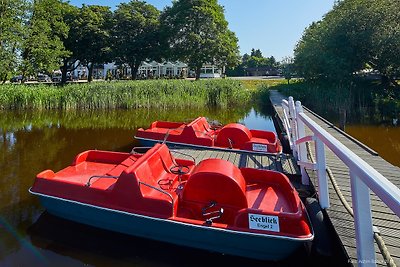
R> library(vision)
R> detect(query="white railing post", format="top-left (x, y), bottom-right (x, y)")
top-left (281, 100), bottom-right (292, 149)
top-left (315, 137), bottom-right (330, 208)
top-left (295, 101), bottom-right (309, 185)
top-left (350, 171), bottom-right (375, 266)
top-left (282, 100), bottom-right (290, 119)
top-left (288, 97), bottom-right (297, 156)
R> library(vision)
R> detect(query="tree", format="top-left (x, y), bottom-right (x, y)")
top-left (251, 48), bottom-right (263, 58)
top-left (59, 3), bottom-right (81, 84)
top-left (294, 0), bottom-right (400, 86)
top-left (226, 49), bottom-right (278, 77)
top-left (73, 5), bottom-right (113, 82)
top-left (369, 0), bottom-right (400, 86)
top-left (113, 1), bottom-right (160, 80)
top-left (161, 0), bottom-right (239, 80)
top-left (0, 0), bottom-right (29, 83)
top-left (21, 0), bottom-right (70, 78)
top-left (242, 53), bottom-right (250, 64)
top-left (281, 56), bottom-right (294, 84)
top-left (294, 21), bottom-right (331, 80)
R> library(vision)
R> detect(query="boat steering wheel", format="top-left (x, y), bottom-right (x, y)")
top-left (170, 165), bottom-right (190, 175)
top-left (210, 124), bottom-right (222, 131)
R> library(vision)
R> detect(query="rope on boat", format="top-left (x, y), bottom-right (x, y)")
top-left (305, 142), bottom-right (396, 267)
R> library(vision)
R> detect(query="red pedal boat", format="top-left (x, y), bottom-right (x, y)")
top-left (30, 144), bottom-right (312, 260)
top-left (135, 117), bottom-right (282, 154)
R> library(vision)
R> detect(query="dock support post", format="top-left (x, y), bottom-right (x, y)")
top-left (295, 101), bottom-right (309, 185)
top-left (350, 171), bottom-right (375, 266)
top-left (315, 137), bottom-right (330, 208)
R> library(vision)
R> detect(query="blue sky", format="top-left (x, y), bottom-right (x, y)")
top-left (68, 0), bottom-right (336, 60)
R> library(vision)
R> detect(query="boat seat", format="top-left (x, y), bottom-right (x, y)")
top-left (150, 120), bottom-right (184, 130)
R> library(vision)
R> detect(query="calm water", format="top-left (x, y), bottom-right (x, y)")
top-left (345, 124), bottom-right (400, 167)
top-left (322, 111), bottom-right (400, 167)
top-left (2, 106), bottom-right (313, 267)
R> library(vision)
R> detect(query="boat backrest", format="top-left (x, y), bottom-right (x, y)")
top-left (215, 123), bottom-right (252, 148)
top-left (182, 158), bottom-right (248, 214)
top-left (186, 117), bottom-right (203, 133)
top-left (125, 144), bottom-right (175, 196)
top-left (197, 117), bottom-right (213, 132)
top-left (185, 117), bottom-right (214, 140)
top-left (186, 117), bottom-right (202, 127)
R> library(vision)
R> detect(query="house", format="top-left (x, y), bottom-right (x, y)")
top-left (199, 64), bottom-right (222, 78)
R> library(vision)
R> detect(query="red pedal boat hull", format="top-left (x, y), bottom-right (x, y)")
top-left (30, 144), bottom-right (312, 260)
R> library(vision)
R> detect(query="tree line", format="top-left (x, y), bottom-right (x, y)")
top-left (294, 0), bottom-right (400, 87)
top-left (226, 48), bottom-right (279, 77)
top-left (0, 0), bottom-right (239, 83)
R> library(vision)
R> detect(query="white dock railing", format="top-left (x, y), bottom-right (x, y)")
top-left (282, 97), bottom-right (400, 267)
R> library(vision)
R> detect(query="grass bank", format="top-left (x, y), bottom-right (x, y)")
top-left (239, 79), bottom-right (287, 91)
top-left (0, 79), bottom-right (251, 110)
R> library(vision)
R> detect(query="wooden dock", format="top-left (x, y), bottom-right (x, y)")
top-left (170, 147), bottom-right (300, 176)
top-left (270, 90), bottom-right (400, 266)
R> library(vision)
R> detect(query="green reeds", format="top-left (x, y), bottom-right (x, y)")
top-left (0, 79), bottom-right (251, 110)
top-left (268, 79), bottom-right (400, 123)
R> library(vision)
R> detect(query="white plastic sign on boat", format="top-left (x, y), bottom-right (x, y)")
top-left (252, 144), bottom-right (268, 152)
top-left (248, 214), bottom-right (280, 232)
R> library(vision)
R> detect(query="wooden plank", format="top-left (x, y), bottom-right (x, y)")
top-left (262, 155), bottom-right (272, 170)
top-left (329, 203), bottom-right (400, 221)
top-left (328, 209), bottom-right (400, 231)
top-left (223, 151), bottom-right (233, 162)
top-left (280, 154), bottom-right (296, 175)
top-left (231, 152), bottom-right (240, 167)
top-left (328, 216), bottom-right (400, 242)
top-left (333, 224), bottom-right (400, 250)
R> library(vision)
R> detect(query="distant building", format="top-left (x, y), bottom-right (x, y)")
top-left (199, 64), bottom-right (222, 78)
top-left (73, 61), bottom-right (222, 79)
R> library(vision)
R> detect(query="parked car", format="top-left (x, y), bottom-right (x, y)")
top-left (10, 75), bottom-right (23, 83)
top-left (52, 74), bottom-right (62, 82)
top-left (67, 73), bottom-right (79, 81)
top-left (37, 74), bottom-right (52, 82)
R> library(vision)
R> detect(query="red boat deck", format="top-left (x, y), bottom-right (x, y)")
top-left (246, 183), bottom-right (294, 212)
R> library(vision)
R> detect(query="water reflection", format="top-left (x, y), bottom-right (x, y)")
top-left (25, 212), bottom-right (281, 267)
top-left (0, 105), bottom-right (284, 267)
